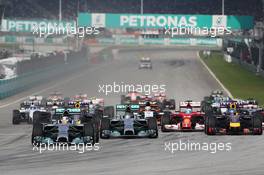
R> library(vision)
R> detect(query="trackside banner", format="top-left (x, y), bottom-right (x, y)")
top-left (78, 13), bottom-right (253, 29)
top-left (1, 19), bottom-right (75, 32)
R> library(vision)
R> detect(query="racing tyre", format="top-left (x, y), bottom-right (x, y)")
top-left (169, 99), bottom-right (176, 110)
top-left (147, 117), bottom-right (158, 138)
top-left (204, 112), bottom-right (212, 134)
top-left (161, 113), bottom-right (170, 132)
top-left (33, 111), bottom-right (51, 125)
top-left (80, 111), bottom-right (92, 124)
top-left (204, 115), bottom-right (209, 134)
top-left (27, 117), bottom-right (33, 124)
top-left (201, 101), bottom-right (206, 113)
top-left (203, 96), bottom-right (210, 101)
top-left (12, 110), bottom-right (20, 125)
top-left (104, 106), bottom-right (115, 118)
top-left (206, 115), bottom-right (216, 135)
top-left (31, 124), bottom-right (43, 146)
top-left (100, 118), bottom-right (111, 139)
top-left (91, 116), bottom-right (100, 143)
top-left (252, 114), bottom-right (262, 135)
top-left (84, 122), bottom-right (96, 145)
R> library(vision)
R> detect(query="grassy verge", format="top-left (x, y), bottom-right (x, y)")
top-left (199, 51), bottom-right (264, 105)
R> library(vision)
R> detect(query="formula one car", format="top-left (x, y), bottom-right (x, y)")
top-left (120, 91), bottom-right (143, 104)
top-left (72, 93), bottom-right (89, 102)
top-left (45, 92), bottom-right (67, 110)
top-left (153, 93), bottom-right (176, 110)
top-left (204, 103), bottom-right (262, 135)
top-left (201, 90), bottom-right (230, 113)
top-left (12, 96), bottom-right (46, 124)
top-left (239, 100), bottom-right (264, 128)
top-left (67, 95), bottom-right (115, 141)
top-left (161, 101), bottom-right (204, 132)
top-left (100, 104), bottom-right (158, 139)
top-left (31, 108), bottom-right (98, 146)
top-left (139, 57), bottom-right (152, 69)
top-left (68, 96), bottom-right (114, 118)
top-left (211, 90), bottom-right (224, 96)
top-left (138, 100), bottom-right (165, 124)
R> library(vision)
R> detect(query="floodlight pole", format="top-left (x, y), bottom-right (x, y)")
top-left (254, 22), bottom-right (264, 75)
top-left (1, 5), bottom-right (5, 20)
top-left (222, 0), bottom-right (225, 15)
top-left (257, 42), bottom-right (263, 74)
top-left (141, 0), bottom-right (144, 15)
top-left (59, 0), bottom-right (62, 21)
top-left (77, 0), bottom-right (79, 16)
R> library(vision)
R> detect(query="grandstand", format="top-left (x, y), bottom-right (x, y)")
top-left (0, 0), bottom-right (263, 72)
top-left (0, 0), bottom-right (263, 21)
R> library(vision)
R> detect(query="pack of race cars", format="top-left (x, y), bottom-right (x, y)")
top-left (11, 90), bottom-right (264, 146)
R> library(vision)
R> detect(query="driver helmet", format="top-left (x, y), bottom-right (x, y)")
top-left (124, 114), bottom-right (132, 119)
top-left (145, 106), bottom-right (151, 111)
top-left (124, 106), bottom-right (132, 117)
top-left (89, 101), bottom-right (94, 108)
top-left (61, 116), bottom-right (69, 124)
top-left (185, 108), bottom-right (192, 114)
top-left (229, 109), bottom-right (237, 116)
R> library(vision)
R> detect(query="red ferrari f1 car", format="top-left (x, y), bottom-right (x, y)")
top-left (161, 101), bottom-right (204, 132)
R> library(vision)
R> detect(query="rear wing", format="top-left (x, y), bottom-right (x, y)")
top-left (22, 100), bottom-right (42, 106)
top-left (180, 101), bottom-right (201, 108)
top-left (29, 96), bottom-right (43, 101)
top-left (46, 101), bottom-right (64, 106)
top-left (55, 108), bottom-right (81, 115)
top-left (116, 104), bottom-right (140, 111)
top-left (91, 98), bottom-right (104, 106)
top-left (138, 101), bottom-right (158, 106)
top-left (68, 101), bottom-right (89, 107)
top-left (219, 101), bottom-right (247, 109)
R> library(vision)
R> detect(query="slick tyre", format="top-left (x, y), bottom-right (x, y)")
top-left (31, 124), bottom-right (43, 146)
top-left (12, 110), bottom-right (20, 125)
top-left (204, 115), bottom-right (209, 134)
top-left (161, 112), bottom-right (170, 132)
top-left (206, 114), bottom-right (216, 135)
top-left (104, 106), bottom-right (115, 118)
top-left (100, 118), bottom-right (110, 139)
top-left (147, 117), bottom-right (158, 138)
top-left (169, 99), bottom-right (176, 110)
top-left (84, 122), bottom-right (96, 145)
top-left (252, 114), bottom-right (262, 135)
top-left (27, 117), bottom-right (33, 124)
top-left (33, 111), bottom-right (51, 125)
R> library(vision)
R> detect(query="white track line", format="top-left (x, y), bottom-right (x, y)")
top-left (197, 51), bottom-right (233, 98)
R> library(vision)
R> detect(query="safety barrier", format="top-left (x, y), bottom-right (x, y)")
top-left (0, 47), bottom-right (88, 99)
top-left (93, 37), bottom-right (223, 47)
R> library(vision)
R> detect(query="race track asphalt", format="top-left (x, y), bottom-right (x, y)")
top-left (0, 48), bottom-right (263, 175)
